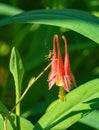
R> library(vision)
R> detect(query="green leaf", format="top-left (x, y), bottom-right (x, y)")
top-left (0, 101), bottom-right (34, 130)
top-left (9, 47), bottom-right (24, 116)
top-left (33, 79), bottom-right (99, 130)
top-left (0, 2), bottom-right (23, 16)
top-left (0, 101), bottom-right (16, 130)
top-left (79, 110), bottom-right (99, 129)
top-left (0, 9), bottom-right (99, 43)
top-left (10, 47), bottom-right (24, 98)
top-left (19, 116), bottom-right (34, 130)
top-left (0, 114), bottom-right (34, 130)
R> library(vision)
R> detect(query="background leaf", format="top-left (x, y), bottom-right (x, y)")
top-left (0, 9), bottom-right (99, 43)
top-left (0, 2), bottom-right (23, 16)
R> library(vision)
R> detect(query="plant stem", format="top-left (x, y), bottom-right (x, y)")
top-left (58, 86), bottom-right (66, 102)
top-left (10, 62), bottom-right (51, 113)
top-left (4, 116), bottom-right (7, 130)
top-left (16, 115), bottom-right (20, 130)
top-left (15, 86), bottom-right (21, 130)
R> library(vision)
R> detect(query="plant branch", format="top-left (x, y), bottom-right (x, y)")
top-left (10, 62), bottom-right (51, 113)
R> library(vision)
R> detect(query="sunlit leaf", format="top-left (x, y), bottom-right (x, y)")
top-left (10, 47), bottom-right (24, 98)
top-left (9, 47), bottom-right (24, 119)
top-left (33, 79), bottom-right (99, 130)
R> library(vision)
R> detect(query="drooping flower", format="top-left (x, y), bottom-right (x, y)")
top-left (48, 34), bottom-right (76, 101)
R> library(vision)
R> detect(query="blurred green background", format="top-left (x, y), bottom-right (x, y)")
top-left (0, 0), bottom-right (99, 129)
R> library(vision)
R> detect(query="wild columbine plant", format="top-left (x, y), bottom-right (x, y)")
top-left (48, 34), bottom-right (76, 101)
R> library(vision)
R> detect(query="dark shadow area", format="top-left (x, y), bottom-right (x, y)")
top-left (83, 97), bottom-right (99, 109)
top-left (33, 122), bottom-right (43, 130)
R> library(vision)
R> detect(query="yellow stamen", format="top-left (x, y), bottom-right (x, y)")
top-left (58, 86), bottom-right (66, 102)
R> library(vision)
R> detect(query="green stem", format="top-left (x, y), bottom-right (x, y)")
top-left (15, 86), bottom-right (21, 130)
top-left (16, 105), bottom-right (20, 130)
top-left (16, 115), bottom-right (20, 130)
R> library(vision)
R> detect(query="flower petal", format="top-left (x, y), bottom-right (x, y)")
top-left (62, 36), bottom-right (71, 75)
top-left (55, 35), bottom-right (65, 87)
top-left (48, 35), bottom-right (58, 89)
top-left (62, 35), bottom-right (76, 90)
top-left (48, 71), bottom-right (57, 89)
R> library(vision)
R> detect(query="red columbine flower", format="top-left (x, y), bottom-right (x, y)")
top-left (48, 34), bottom-right (76, 101)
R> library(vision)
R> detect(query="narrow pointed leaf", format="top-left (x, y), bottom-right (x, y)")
top-left (34, 79), bottom-right (99, 130)
top-left (9, 47), bottom-right (24, 129)
top-left (9, 47), bottom-right (24, 105)
top-left (0, 9), bottom-right (99, 43)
